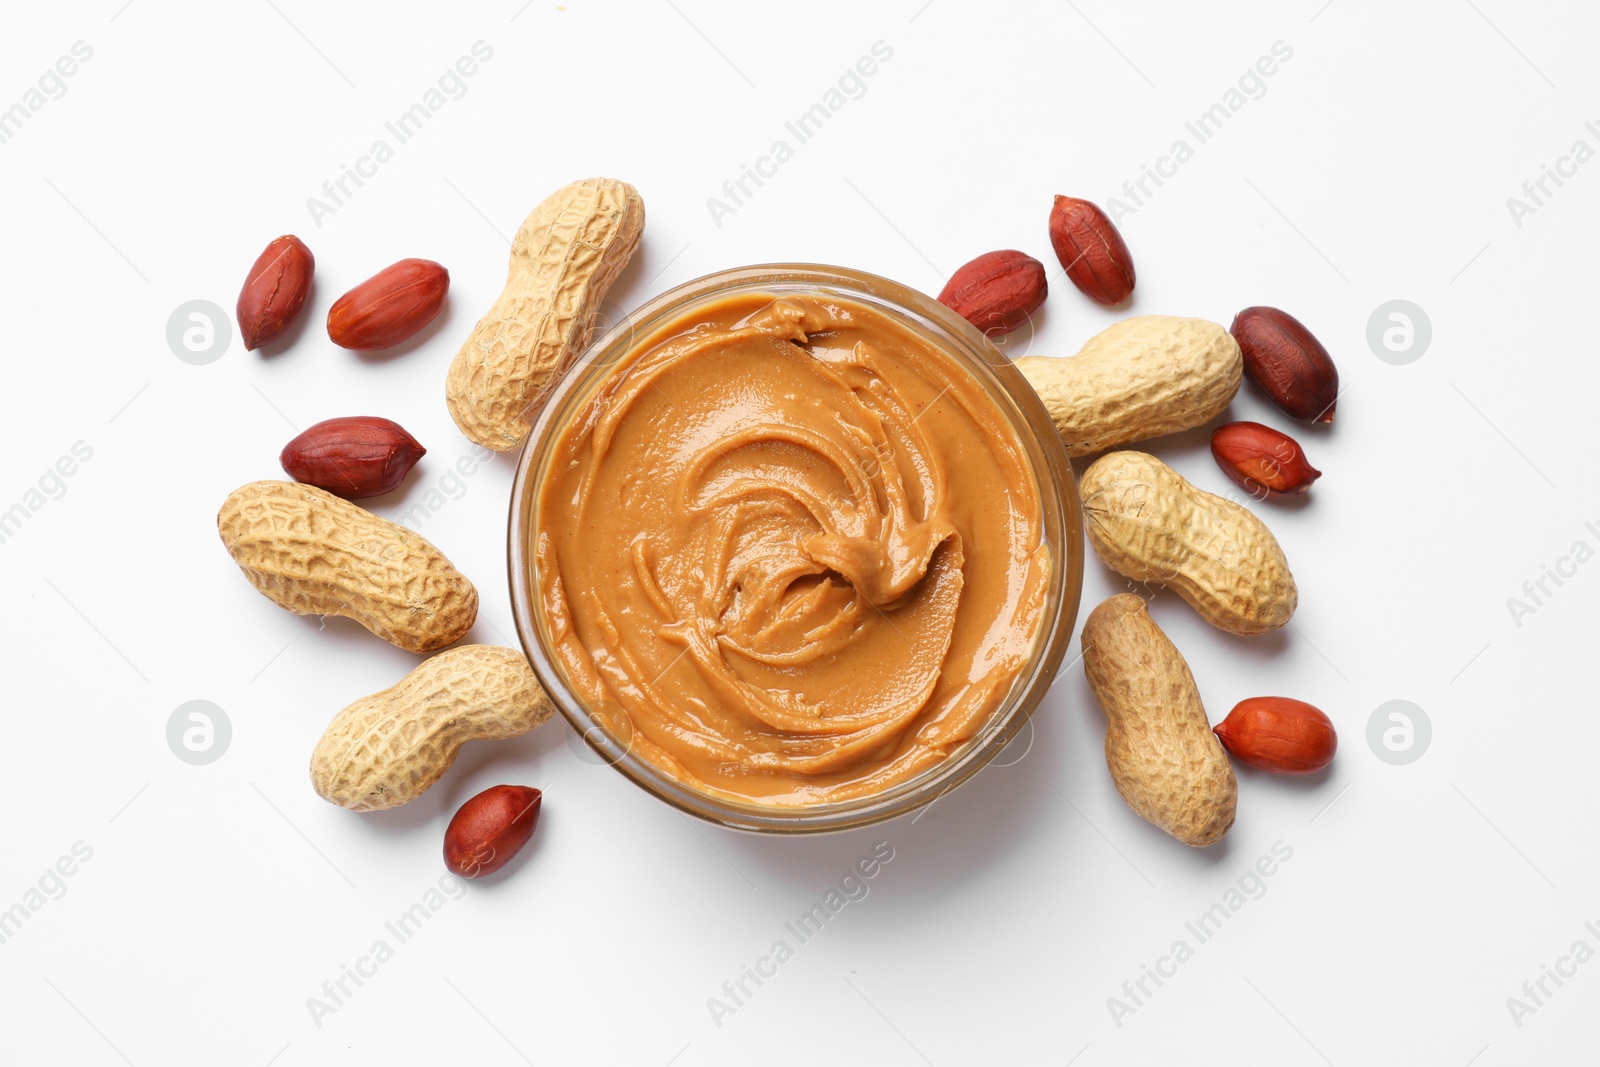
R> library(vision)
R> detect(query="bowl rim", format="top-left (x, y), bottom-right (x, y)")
top-left (506, 262), bottom-right (1083, 834)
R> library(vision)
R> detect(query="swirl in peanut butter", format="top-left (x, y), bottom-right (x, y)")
top-left (535, 293), bottom-right (1048, 804)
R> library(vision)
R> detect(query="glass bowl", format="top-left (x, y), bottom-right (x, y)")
top-left (507, 264), bottom-right (1081, 833)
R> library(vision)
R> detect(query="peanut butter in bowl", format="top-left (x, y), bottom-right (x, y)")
top-left (513, 266), bottom-right (1080, 828)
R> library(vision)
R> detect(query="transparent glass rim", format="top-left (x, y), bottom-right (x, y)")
top-left (507, 263), bottom-right (1083, 834)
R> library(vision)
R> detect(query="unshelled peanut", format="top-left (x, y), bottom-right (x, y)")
top-left (446, 178), bottom-right (645, 451)
top-left (1015, 316), bottom-right (1241, 457)
top-left (217, 480), bottom-right (477, 652)
top-left (1079, 451), bottom-right (1297, 636)
top-left (1081, 594), bottom-right (1236, 847)
top-left (310, 645), bottom-right (554, 811)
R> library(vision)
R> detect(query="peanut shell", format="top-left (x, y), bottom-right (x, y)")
top-left (1079, 451), bottom-right (1296, 635)
top-left (217, 480), bottom-right (477, 652)
top-left (311, 645), bottom-right (554, 811)
top-left (446, 177), bottom-right (645, 451)
top-left (1081, 594), bottom-right (1236, 847)
top-left (1016, 316), bottom-right (1240, 457)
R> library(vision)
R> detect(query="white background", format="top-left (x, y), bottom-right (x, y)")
top-left (2, 1), bottom-right (1595, 1063)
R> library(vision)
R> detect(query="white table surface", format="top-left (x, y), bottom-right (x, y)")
top-left (3, 1), bottom-right (1594, 1063)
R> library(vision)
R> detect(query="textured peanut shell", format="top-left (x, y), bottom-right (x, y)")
top-left (1081, 594), bottom-right (1236, 847)
top-left (1080, 451), bottom-right (1297, 636)
top-left (217, 480), bottom-right (477, 653)
top-left (446, 178), bottom-right (645, 451)
top-left (310, 645), bottom-right (554, 811)
top-left (1016, 316), bottom-right (1241, 457)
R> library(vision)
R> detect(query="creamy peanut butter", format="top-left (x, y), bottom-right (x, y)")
top-left (534, 292), bottom-right (1048, 805)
